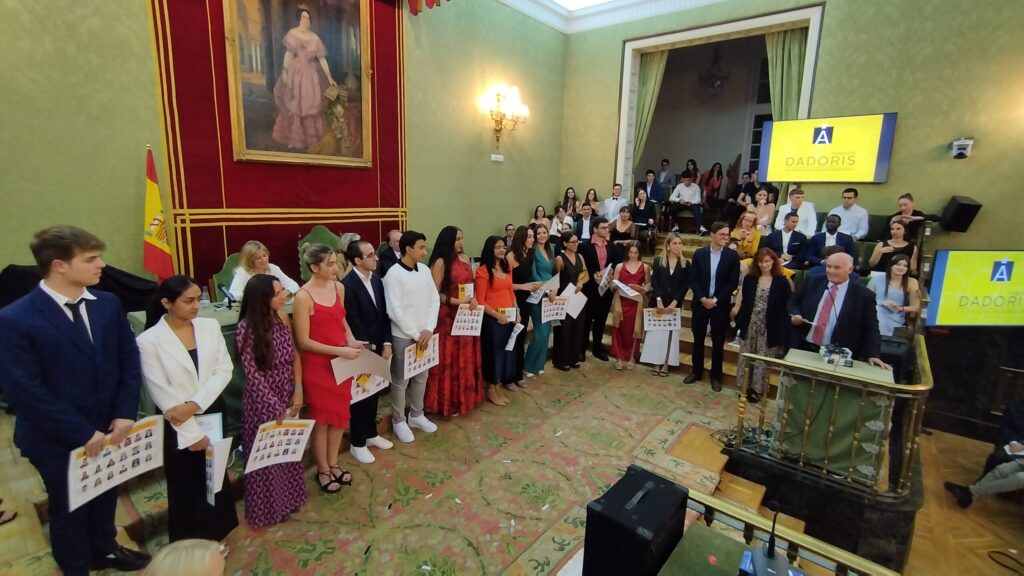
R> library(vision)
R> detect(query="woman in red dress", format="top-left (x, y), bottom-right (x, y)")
top-left (425, 226), bottom-right (484, 416)
top-left (610, 242), bottom-right (651, 370)
top-left (293, 244), bottom-right (363, 494)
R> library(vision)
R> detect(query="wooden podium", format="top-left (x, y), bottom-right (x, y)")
top-left (772, 350), bottom-right (895, 488)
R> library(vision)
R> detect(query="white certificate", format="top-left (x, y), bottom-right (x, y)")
top-left (351, 373), bottom-right (389, 405)
top-left (244, 419), bottom-right (315, 473)
top-left (527, 276), bottom-right (560, 304)
top-left (195, 412), bottom-right (223, 442)
top-left (451, 304), bottom-right (484, 336)
top-left (331, 349), bottom-right (392, 385)
top-left (501, 307), bottom-right (518, 323)
top-left (597, 265), bottom-right (613, 296)
top-left (541, 297), bottom-right (568, 323)
top-left (205, 437), bottom-right (232, 505)
top-left (643, 308), bottom-right (682, 331)
top-left (505, 323), bottom-right (525, 351)
top-left (67, 415), bottom-right (164, 512)
top-left (458, 283), bottom-right (475, 300)
top-left (559, 284), bottom-right (588, 319)
top-left (403, 333), bottom-right (440, 379)
top-left (613, 280), bottom-right (642, 301)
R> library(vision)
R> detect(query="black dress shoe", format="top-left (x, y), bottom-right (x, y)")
top-left (93, 545), bottom-right (151, 571)
top-left (578, 353), bottom-right (587, 363)
top-left (555, 364), bottom-right (571, 372)
top-left (943, 482), bottom-right (973, 508)
top-left (571, 362), bottom-right (581, 369)
top-left (683, 373), bottom-right (700, 384)
top-left (710, 378), bottom-right (722, 392)
top-left (593, 349), bottom-right (610, 362)
top-left (746, 390), bottom-right (761, 404)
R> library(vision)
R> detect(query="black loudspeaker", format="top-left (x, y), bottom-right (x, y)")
top-left (582, 464), bottom-right (688, 576)
top-left (940, 195), bottom-right (982, 233)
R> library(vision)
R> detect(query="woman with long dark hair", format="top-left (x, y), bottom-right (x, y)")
top-left (685, 158), bottom-right (702, 201)
top-left (703, 162), bottom-right (724, 203)
top-left (610, 242), bottom-right (650, 370)
top-left (506, 226), bottom-right (539, 392)
top-left (870, 221), bottom-right (918, 274)
top-left (585, 188), bottom-right (601, 216)
top-left (529, 205), bottom-right (552, 230)
top-left (867, 254), bottom-right (921, 336)
top-left (137, 275), bottom-right (238, 541)
top-left (236, 274), bottom-right (305, 528)
top-left (562, 187), bottom-right (580, 216)
top-left (732, 248), bottom-right (792, 403)
top-left (426, 226), bottom-right (483, 416)
top-left (476, 236), bottom-right (518, 405)
top-left (293, 244), bottom-right (361, 494)
top-left (552, 231), bottom-right (587, 371)
top-left (524, 223), bottom-right (556, 377)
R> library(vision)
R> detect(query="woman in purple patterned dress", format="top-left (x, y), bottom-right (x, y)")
top-left (236, 275), bottom-right (306, 528)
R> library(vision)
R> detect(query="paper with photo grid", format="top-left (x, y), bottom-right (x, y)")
top-left (67, 415), bottom-right (164, 512)
top-left (643, 308), bottom-right (682, 331)
top-left (244, 419), bottom-right (315, 473)
top-left (350, 373), bottom-right (389, 404)
top-left (597, 265), bottom-right (612, 296)
top-left (527, 276), bottom-right (560, 304)
top-left (613, 280), bottom-right (642, 301)
top-left (451, 304), bottom-right (484, 336)
top-left (505, 323), bottom-right (525, 351)
top-left (205, 437), bottom-right (232, 506)
top-left (331, 349), bottom-right (391, 384)
top-left (403, 333), bottom-right (440, 378)
top-left (541, 297), bottom-right (568, 323)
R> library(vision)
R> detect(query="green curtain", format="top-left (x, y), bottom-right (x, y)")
top-left (765, 28), bottom-right (808, 197)
top-left (632, 50), bottom-right (668, 171)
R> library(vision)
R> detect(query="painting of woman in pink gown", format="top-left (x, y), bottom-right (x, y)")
top-left (272, 8), bottom-right (337, 150)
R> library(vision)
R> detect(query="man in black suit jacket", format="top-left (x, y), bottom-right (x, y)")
top-left (804, 214), bottom-right (856, 268)
top-left (574, 202), bottom-right (595, 245)
top-left (788, 252), bottom-right (888, 367)
top-left (580, 217), bottom-right (621, 361)
top-left (377, 229), bottom-right (402, 278)
top-left (343, 240), bottom-right (395, 464)
top-left (762, 211), bottom-right (807, 269)
top-left (0, 227), bottom-right (149, 574)
top-left (687, 222), bottom-right (740, 391)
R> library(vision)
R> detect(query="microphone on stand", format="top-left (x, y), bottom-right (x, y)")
top-left (749, 500), bottom-right (800, 575)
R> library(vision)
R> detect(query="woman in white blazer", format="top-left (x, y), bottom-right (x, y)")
top-left (137, 275), bottom-right (238, 543)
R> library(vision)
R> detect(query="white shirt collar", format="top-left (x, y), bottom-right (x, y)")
top-left (39, 280), bottom-right (96, 306)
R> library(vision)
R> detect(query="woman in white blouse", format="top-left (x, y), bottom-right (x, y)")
top-left (137, 275), bottom-right (238, 542)
top-left (228, 240), bottom-right (300, 300)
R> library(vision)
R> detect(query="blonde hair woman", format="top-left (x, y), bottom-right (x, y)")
top-left (144, 539), bottom-right (223, 576)
top-left (639, 234), bottom-right (689, 376)
top-left (335, 232), bottom-right (362, 279)
top-left (227, 241), bottom-right (300, 300)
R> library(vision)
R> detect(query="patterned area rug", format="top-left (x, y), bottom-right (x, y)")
top-left (2, 359), bottom-right (747, 575)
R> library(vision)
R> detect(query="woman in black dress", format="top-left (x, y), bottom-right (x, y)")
top-left (552, 231), bottom-right (588, 371)
top-left (640, 234), bottom-right (689, 376)
top-left (505, 226), bottom-right (540, 393)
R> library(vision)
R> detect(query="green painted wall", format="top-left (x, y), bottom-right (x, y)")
top-left (403, 0), bottom-right (566, 255)
top-left (0, 0), bottom-right (169, 276)
top-left (560, 0), bottom-right (1024, 251)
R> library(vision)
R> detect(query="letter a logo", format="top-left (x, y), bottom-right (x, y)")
top-left (813, 125), bottom-right (833, 145)
top-left (991, 259), bottom-right (1013, 282)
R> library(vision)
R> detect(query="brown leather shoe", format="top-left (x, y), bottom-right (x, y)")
top-left (487, 386), bottom-right (507, 406)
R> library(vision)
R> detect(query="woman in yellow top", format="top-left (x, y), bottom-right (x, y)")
top-left (732, 212), bottom-right (794, 281)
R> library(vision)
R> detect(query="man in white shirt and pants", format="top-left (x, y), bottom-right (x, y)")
top-left (774, 188), bottom-right (817, 237)
top-left (668, 170), bottom-right (708, 235)
top-left (382, 230), bottom-right (441, 443)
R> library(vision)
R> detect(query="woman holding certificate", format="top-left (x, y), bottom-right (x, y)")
top-left (476, 236), bottom-right (518, 406)
top-left (293, 244), bottom-right (359, 494)
top-left (426, 226), bottom-right (483, 416)
top-left (640, 234), bottom-right (689, 377)
top-left (506, 226), bottom-right (539, 390)
top-left (552, 231), bottom-right (587, 372)
top-left (137, 275), bottom-right (238, 542)
top-left (236, 274), bottom-right (306, 527)
top-left (524, 223), bottom-right (556, 377)
top-left (610, 242), bottom-right (650, 370)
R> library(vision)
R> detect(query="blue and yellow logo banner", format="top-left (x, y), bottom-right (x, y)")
top-left (758, 113), bottom-right (897, 183)
top-left (927, 251), bottom-right (1024, 327)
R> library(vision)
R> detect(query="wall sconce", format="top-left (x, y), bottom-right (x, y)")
top-left (479, 85), bottom-right (529, 150)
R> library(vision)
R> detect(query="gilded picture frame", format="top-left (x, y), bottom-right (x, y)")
top-left (223, 0), bottom-right (372, 167)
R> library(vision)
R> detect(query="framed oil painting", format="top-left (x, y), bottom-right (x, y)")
top-left (223, 0), bottom-right (372, 167)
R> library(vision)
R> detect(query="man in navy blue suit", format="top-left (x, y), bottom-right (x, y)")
top-left (762, 211), bottom-right (807, 269)
top-left (804, 214), bottom-right (857, 269)
top-left (686, 222), bottom-right (740, 391)
top-left (0, 226), bottom-right (149, 574)
top-left (342, 239), bottom-right (395, 464)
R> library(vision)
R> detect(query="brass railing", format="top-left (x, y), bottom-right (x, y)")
top-left (733, 336), bottom-right (933, 497)
top-left (685, 489), bottom-right (900, 575)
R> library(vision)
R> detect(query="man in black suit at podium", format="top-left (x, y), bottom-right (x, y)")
top-left (788, 252), bottom-right (889, 368)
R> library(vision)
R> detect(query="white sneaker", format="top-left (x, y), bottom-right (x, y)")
top-left (671, 225), bottom-right (680, 233)
top-left (350, 445), bottom-right (375, 464)
top-left (407, 414), bottom-right (438, 433)
top-left (366, 435), bottom-right (394, 450)
top-left (393, 421), bottom-right (415, 443)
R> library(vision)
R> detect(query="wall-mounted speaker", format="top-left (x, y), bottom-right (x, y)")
top-left (940, 195), bottom-right (982, 233)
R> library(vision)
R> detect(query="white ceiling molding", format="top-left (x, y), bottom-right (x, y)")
top-left (495, 0), bottom-right (732, 34)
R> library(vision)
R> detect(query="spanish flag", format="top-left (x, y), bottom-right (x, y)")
top-left (143, 148), bottom-right (174, 280)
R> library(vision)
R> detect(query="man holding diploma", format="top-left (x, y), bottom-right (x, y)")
top-left (0, 226), bottom-right (150, 574)
top-left (382, 231), bottom-right (440, 443)
top-left (342, 239), bottom-right (395, 463)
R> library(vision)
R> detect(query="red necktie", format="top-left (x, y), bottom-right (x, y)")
top-left (811, 284), bottom-right (838, 346)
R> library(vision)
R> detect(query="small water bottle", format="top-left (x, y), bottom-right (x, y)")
top-left (200, 286), bottom-right (211, 308)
